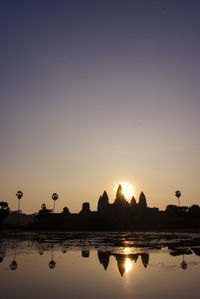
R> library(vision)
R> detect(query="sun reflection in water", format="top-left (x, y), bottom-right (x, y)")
top-left (124, 258), bottom-right (132, 273)
top-left (123, 247), bottom-right (132, 255)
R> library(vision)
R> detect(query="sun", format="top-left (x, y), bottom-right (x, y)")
top-left (116, 182), bottom-right (135, 199)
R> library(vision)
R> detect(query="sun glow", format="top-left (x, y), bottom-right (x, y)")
top-left (116, 182), bottom-right (134, 199)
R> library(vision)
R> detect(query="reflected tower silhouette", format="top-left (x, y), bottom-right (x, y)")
top-left (97, 251), bottom-right (110, 270)
top-left (82, 250), bottom-right (90, 258)
top-left (115, 255), bottom-right (126, 277)
top-left (141, 253), bottom-right (149, 268)
top-left (132, 254), bottom-right (139, 263)
top-left (192, 248), bottom-right (200, 256)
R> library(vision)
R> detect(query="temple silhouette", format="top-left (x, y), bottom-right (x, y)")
top-left (1, 184), bottom-right (200, 229)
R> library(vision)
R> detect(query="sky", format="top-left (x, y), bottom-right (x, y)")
top-left (1, 0), bottom-right (200, 213)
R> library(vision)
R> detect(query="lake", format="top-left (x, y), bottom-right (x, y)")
top-left (0, 231), bottom-right (200, 299)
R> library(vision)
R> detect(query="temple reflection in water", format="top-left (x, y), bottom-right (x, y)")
top-left (97, 251), bottom-right (149, 276)
top-left (1, 246), bottom-right (150, 276)
top-left (1, 242), bottom-right (198, 276)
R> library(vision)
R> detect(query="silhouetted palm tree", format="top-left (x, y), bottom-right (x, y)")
top-left (52, 193), bottom-right (58, 212)
top-left (16, 191), bottom-right (23, 212)
top-left (175, 190), bottom-right (181, 207)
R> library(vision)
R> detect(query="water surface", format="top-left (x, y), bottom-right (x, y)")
top-left (0, 231), bottom-right (200, 299)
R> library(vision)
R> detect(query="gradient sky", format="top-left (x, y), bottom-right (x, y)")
top-left (1, 0), bottom-right (200, 213)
